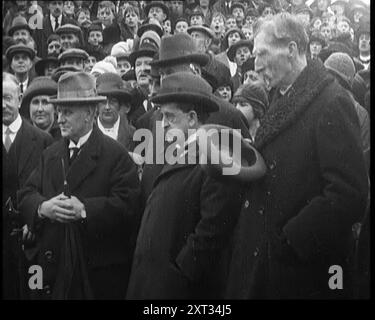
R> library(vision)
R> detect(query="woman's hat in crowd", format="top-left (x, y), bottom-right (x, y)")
top-left (8, 15), bottom-right (32, 37)
top-left (35, 54), bottom-right (59, 76)
top-left (90, 60), bottom-right (117, 75)
top-left (137, 18), bottom-right (164, 38)
top-left (49, 71), bottom-right (107, 105)
top-left (151, 71), bottom-right (220, 112)
top-left (6, 43), bottom-right (35, 61)
top-left (96, 72), bottom-right (132, 103)
top-left (187, 24), bottom-right (215, 39)
top-left (223, 28), bottom-right (246, 49)
top-left (20, 76), bottom-right (58, 117)
top-left (227, 39), bottom-right (253, 62)
top-left (201, 57), bottom-right (232, 92)
top-left (150, 33), bottom-right (209, 68)
top-left (144, 1), bottom-right (169, 20)
top-left (232, 83), bottom-right (269, 118)
top-left (111, 41), bottom-right (132, 59)
top-left (324, 52), bottom-right (356, 89)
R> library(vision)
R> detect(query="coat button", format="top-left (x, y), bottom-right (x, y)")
top-left (44, 250), bottom-right (53, 261)
top-left (253, 248), bottom-right (259, 257)
top-left (258, 207), bottom-right (265, 215)
top-left (244, 200), bottom-right (250, 208)
top-left (44, 285), bottom-right (51, 295)
top-left (266, 191), bottom-right (271, 196)
top-left (269, 160), bottom-right (277, 170)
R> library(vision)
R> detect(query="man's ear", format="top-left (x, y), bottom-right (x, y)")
top-left (188, 110), bottom-right (198, 127)
top-left (288, 41), bottom-right (298, 58)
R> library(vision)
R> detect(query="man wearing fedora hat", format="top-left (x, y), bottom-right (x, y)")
top-left (18, 71), bottom-right (140, 299)
top-left (6, 44), bottom-right (36, 96)
top-left (188, 24), bottom-right (215, 54)
top-left (58, 48), bottom-right (89, 71)
top-left (126, 72), bottom-right (244, 299)
top-left (144, 1), bottom-right (169, 24)
top-left (3, 72), bottom-right (54, 300)
top-left (8, 15), bottom-right (33, 47)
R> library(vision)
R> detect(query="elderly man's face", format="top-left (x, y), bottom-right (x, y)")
top-left (235, 46), bottom-right (251, 66)
top-left (13, 29), bottom-right (30, 45)
top-left (11, 53), bottom-right (32, 75)
top-left (228, 31), bottom-right (241, 47)
top-left (190, 30), bottom-right (209, 53)
top-left (48, 40), bottom-right (62, 55)
top-left (175, 21), bottom-right (188, 33)
top-left (3, 79), bottom-right (20, 126)
top-left (135, 56), bottom-right (153, 87)
top-left (88, 31), bottom-right (103, 46)
top-left (253, 29), bottom-right (292, 90)
top-left (60, 33), bottom-right (80, 51)
top-left (98, 96), bottom-right (121, 126)
top-left (29, 95), bottom-right (55, 131)
top-left (148, 6), bottom-right (166, 23)
top-left (57, 105), bottom-right (93, 141)
top-left (117, 58), bottom-right (131, 76)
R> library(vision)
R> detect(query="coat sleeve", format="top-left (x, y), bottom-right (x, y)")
top-left (175, 174), bottom-right (244, 282)
top-left (83, 150), bottom-right (140, 237)
top-left (283, 93), bottom-right (369, 262)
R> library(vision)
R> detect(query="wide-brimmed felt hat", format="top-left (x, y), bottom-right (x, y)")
top-left (187, 25), bottom-right (215, 39)
top-left (151, 71), bottom-right (220, 112)
top-left (35, 54), bottom-right (59, 76)
top-left (144, 1), bottom-right (169, 20)
top-left (137, 18), bottom-right (164, 38)
top-left (129, 40), bottom-right (158, 66)
top-left (20, 76), bottom-right (57, 117)
top-left (96, 73), bottom-right (132, 104)
top-left (227, 39), bottom-right (253, 61)
top-left (49, 71), bottom-right (107, 105)
top-left (6, 43), bottom-right (35, 61)
top-left (55, 23), bottom-right (82, 36)
top-left (150, 33), bottom-right (209, 68)
top-left (58, 48), bottom-right (89, 62)
top-left (202, 57), bottom-right (232, 92)
top-left (8, 15), bottom-right (32, 37)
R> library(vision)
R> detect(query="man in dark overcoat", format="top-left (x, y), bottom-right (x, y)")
top-left (225, 13), bottom-right (369, 299)
top-left (3, 72), bottom-right (54, 299)
top-left (126, 72), bottom-right (244, 299)
top-left (18, 72), bottom-right (140, 300)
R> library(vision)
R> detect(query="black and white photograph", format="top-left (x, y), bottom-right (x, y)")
top-left (2, 0), bottom-right (371, 305)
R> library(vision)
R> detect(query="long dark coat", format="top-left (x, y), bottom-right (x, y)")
top-left (225, 60), bottom-right (369, 299)
top-left (127, 151), bottom-right (244, 300)
top-left (3, 119), bottom-right (53, 300)
top-left (18, 126), bottom-right (140, 299)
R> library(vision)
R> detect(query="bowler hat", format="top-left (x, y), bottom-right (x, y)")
top-left (151, 72), bottom-right (220, 112)
top-left (20, 77), bottom-right (57, 117)
top-left (137, 18), bottom-right (164, 38)
top-left (129, 40), bottom-right (158, 66)
top-left (96, 73), bottom-right (132, 103)
top-left (324, 52), bottom-right (355, 88)
top-left (8, 15), bottom-right (32, 37)
top-left (6, 43), bottom-right (35, 61)
top-left (187, 25), bottom-right (215, 39)
top-left (144, 1), bottom-right (169, 20)
top-left (58, 48), bottom-right (89, 62)
top-left (150, 33), bottom-right (209, 68)
top-left (49, 72), bottom-right (107, 105)
top-left (35, 54), bottom-right (59, 76)
top-left (51, 65), bottom-right (82, 82)
top-left (227, 39), bottom-right (253, 61)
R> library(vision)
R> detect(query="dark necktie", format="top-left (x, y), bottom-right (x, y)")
top-left (55, 16), bottom-right (59, 31)
top-left (69, 147), bottom-right (80, 165)
top-left (20, 83), bottom-right (23, 94)
top-left (4, 127), bottom-right (12, 153)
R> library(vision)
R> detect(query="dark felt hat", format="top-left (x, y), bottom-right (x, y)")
top-left (35, 54), bottom-right (59, 76)
top-left (187, 24), bottom-right (215, 39)
top-left (96, 72), bottom-right (132, 103)
top-left (5, 43), bottom-right (35, 61)
top-left (150, 33), bottom-right (209, 68)
top-left (129, 40), bottom-right (158, 66)
top-left (51, 65), bottom-right (82, 82)
top-left (49, 71), bottom-right (107, 105)
top-left (227, 39), bottom-right (253, 61)
top-left (137, 18), bottom-right (164, 38)
top-left (151, 71), bottom-right (220, 112)
top-left (20, 76), bottom-right (57, 117)
top-left (121, 69), bottom-right (136, 81)
top-left (144, 1), bottom-right (170, 20)
top-left (8, 15), bottom-right (32, 37)
top-left (202, 57), bottom-right (232, 92)
top-left (58, 48), bottom-right (89, 62)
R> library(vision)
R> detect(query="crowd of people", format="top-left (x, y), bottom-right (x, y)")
top-left (2, 0), bottom-right (370, 300)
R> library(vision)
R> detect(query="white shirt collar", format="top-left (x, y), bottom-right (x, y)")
top-left (279, 84), bottom-right (293, 96)
top-left (50, 14), bottom-right (62, 26)
top-left (97, 117), bottom-right (120, 140)
top-left (3, 113), bottom-right (22, 135)
top-left (68, 128), bottom-right (93, 149)
top-left (20, 78), bottom-right (28, 90)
